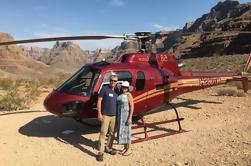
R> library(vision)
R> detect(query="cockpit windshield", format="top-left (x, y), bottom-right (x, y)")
top-left (57, 66), bottom-right (100, 96)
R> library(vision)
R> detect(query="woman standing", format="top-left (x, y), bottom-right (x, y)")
top-left (117, 81), bottom-right (134, 156)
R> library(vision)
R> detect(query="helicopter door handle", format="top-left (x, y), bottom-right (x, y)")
top-left (92, 103), bottom-right (98, 110)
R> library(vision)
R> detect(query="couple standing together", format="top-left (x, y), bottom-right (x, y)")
top-left (96, 74), bottom-right (134, 162)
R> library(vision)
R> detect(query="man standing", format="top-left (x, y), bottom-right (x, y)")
top-left (96, 74), bottom-right (119, 162)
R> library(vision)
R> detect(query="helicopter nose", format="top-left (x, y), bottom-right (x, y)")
top-left (60, 101), bottom-right (84, 117)
top-left (43, 90), bottom-right (61, 115)
top-left (44, 90), bottom-right (85, 117)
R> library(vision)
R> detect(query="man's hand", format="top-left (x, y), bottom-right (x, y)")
top-left (98, 113), bottom-right (104, 122)
top-left (97, 97), bottom-right (103, 122)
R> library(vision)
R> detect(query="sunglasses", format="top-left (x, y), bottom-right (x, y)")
top-left (110, 79), bottom-right (118, 82)
top-left (122, 86), bottom-right (129, 89)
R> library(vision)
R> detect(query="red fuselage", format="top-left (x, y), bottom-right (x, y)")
top-left (44, 53), bottom-right (239, 119)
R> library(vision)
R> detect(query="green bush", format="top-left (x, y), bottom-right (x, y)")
top-left (24, 80), bottom-right (42, 105)
top-left (236, 92), bottom-right (245, 97)
top-left (228, 82), bottom-right (251, 91)
top-left (0, 79), bottom-right (14, 90)
top-left (0, 81), bottom-right (25, 111)
top-left (217, 88), bottom-right (246, 97)
top-left (0, 79), bottom-right (44, 111)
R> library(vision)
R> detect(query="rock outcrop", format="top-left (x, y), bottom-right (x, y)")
top-left (112, 1), bottom-right (251, 59)
top-left (108, 40), bottom-right (139, 61)
top-left (0, 32), bottom-right (65, 79)
top-left (184, 0), bottom-right (250, 32)
top-left (21, 41), bottom-right (94, 70)
top-left (41, 41), bottom-right (91, 69)
top-left (20, 46), bottom-right (50, 61)
top-left (162, 0), bottom-right (251, 58)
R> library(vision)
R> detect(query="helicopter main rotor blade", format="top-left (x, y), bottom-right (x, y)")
top-left (0, 35), bottom-right (127, 46)
top-left (155, 30), bottom-right (251, 36)
top-left (0, 30), bottom-right (250, 46)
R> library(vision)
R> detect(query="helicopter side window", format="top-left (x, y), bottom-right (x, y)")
top-left (102, 71), bottom-right (132, 84)
top-left (99, 71), bottom-right (132, 92)
top-left (116, 71), bottom-right (132, 84)
top-left (136, 71), bottom-right (145, 91)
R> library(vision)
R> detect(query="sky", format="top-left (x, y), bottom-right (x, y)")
top-left (0, 0), bottom-right (250, 50)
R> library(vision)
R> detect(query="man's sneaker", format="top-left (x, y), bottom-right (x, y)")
top-left (96, 153), bottom-right (103, 162)
top-left (105, 149), bottom-right (117, 155)
top-left (109, 150), bottom-right (117, 155)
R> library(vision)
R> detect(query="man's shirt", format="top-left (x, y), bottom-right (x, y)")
top-left (99, 85), bottom-right (119, 116)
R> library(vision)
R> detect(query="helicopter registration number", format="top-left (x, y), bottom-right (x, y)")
top-left (199, 77), bottom-right (221, 86)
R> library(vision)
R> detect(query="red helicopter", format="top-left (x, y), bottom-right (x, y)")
top-left (1, 31), bottom-right (251, 143)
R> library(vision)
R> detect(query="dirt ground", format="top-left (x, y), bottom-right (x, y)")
top-left (0, 85), bottom-right (250, 166)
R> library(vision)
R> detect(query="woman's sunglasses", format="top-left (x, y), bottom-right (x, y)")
top-left (121, 86), bottom-right (129, 89)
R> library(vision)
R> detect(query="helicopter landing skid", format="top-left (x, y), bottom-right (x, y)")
top-left (131, 103), bottom-right (188, 144)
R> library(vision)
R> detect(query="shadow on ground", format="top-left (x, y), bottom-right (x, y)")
top-left (18, 97), bottom-right (222, 157)
top-left (173, 97), bottom-right (222, 110)
top-left (143, 97), bottom-right (222, 116)
top-left (19, 115), bottom-right (100, 157)
top-left (131, 97), bottom-right (221, 142)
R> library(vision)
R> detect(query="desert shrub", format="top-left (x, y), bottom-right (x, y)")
top-left (43, 78), bottom-right (62, 87)
top-left (0, 79), bottom-right (14, 90)
top-left (0, 81), bottom-right (25, 111)
top-left (217, 88), bottom-right (245, 97)
top-left (228, 81), bottom-right (251, 90)
top-left (23, 80), bottom-right (42, 105)
top-left (0, 73), bottom-right (70, 112)
top-left (217, 89), bottom-right (236, 96)
top-left (34, 73), bottom-right (69, 88)
top-left (236, 91), bottom-right (246, 97)
top-left (0, 79), bottom-right (44, 111)
top-left (229, 82), bottom-right (242, 89)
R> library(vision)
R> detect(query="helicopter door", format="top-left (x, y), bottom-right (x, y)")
top-left (145, 70), bottom-right (166, 111)
top-left (133, 71), bottom-right (148, 114)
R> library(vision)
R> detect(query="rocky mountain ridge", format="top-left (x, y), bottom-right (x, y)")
top-left (20, 41), bottom-right (113, 70)
top-left (161, 0), bottom-right (251, 58)
top-left (184, 0), bottom-right (251, 32)
top-left (21, 42), bottom-right (91, 70)
top-left (113, 0), bottom-right (251, 58)
top-left (0, 32), bottom-right (65, 79)
top-left (0, 0), bottom-right (251, 78)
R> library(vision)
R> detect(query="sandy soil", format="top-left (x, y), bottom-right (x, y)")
top-left (0, 86), bottom-right (250, 166)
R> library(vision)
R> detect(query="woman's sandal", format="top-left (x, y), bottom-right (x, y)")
top-left (122, 150), bottom-right (132, 156)
top-left (119, 149), bottom-right (127, 155)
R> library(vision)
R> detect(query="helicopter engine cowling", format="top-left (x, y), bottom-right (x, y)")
top-left (120, 53), bottom-right (181, 76)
